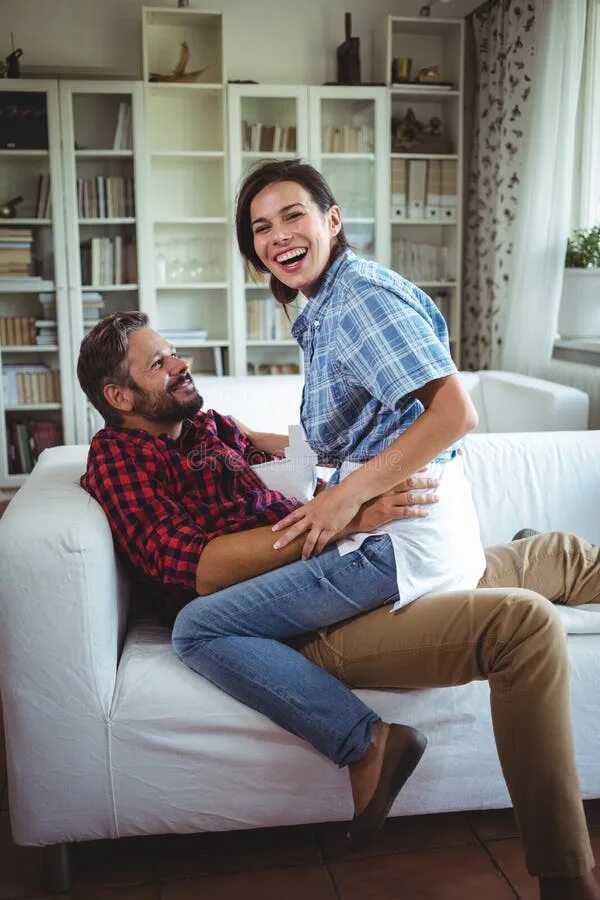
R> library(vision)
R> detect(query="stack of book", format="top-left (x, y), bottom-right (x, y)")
top-left (391, 159), bottom-right (457, 221)
top-left (3, 364), bottom-right (61, 405)
top-left (35, 174), bottom-right (52, 218)
top-left (80, 236), bottom-right (136, 286)
top-left (321, 125), bottom-right (373, 153)
top-left (246, 298), bottom-right (295, 341)
top-left (161, 329), bottom-right (208, 344)
top-left (0, 228), bottom-right (33, 278)
top-left (392, 238), bottom-right (451, 283)
top-left (241, 122), bottom-right (297, 152)
top-left (35, 319), bottom-right (58, 346)
top-left (82, 291), bottom-right (105, 334)
top-left (7, 419), bottom-right (63, 475)
top-left (113, 102), bottom-right (132, 150)
top-left (77, 176), bottom-right (135, 219)
top-left (247, 361), bottom-right (300, 376)
top-left (0, 316), bottom-right (36, 346)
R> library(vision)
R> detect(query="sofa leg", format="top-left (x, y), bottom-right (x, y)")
top-left (42, 843), bottom-right (71, 894)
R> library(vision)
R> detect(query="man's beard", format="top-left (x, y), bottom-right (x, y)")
top-left (129, 374), bottom-right (203, 425)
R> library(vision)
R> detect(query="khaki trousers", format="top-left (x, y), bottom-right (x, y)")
top-left (293, 532), bottom-right (600, 878)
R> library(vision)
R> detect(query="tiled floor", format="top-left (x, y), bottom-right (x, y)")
top-left (1, 704), bottom-right (599, 900)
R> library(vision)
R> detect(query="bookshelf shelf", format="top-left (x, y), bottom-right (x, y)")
top-left (156, 283), bottom-right (228, 290)
top-left (153, 217), bottom-right (227, 225)
top-left (320, 152), bottom-right (376, 161)
top-left (147, 83), bottom-right (224, 94)
top-left (391, 153), bottom-right (459, 160)
top-left (345, 217), bottom-right (375, 225)
top-left (151, 151), bottom-right (225, 159)
top-left (242, 151), bottom-right (297, 160)
top-left (5, 403), bottom-right (62, 412)
top-left (78, 218), bottom-right (136, 225)
top-left (390, 219), bottom-right (457, 226)
top-left (81, 283), bottom-right (138, 291)
top-left (0, 345), bottom-right (59, 353)
top-left (0, 150), bottom-right (49, 158)
top-left (172, 339), bottom-right (229, 348)
top-left (247, 340), bottom-right (298, 347)
top-left (390, 87), bottom-right (460, 97)
top-left (0, 279), bottom-right (55, 293)
top-left (75, 150), bottom-right (134, 158)
top-left (3, 218), bottom-right (52, 226)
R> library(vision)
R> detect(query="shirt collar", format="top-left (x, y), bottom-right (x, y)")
top-left (292, 248), bottom-right (356, 340)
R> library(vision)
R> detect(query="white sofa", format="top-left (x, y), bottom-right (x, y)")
top-left (1, 374), bottom-right (598, 893)
top-left (191, 370), bottom-right (590, 436)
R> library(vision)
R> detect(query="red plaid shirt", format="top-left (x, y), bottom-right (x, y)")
top-left (81, 410), bottom-right (301, 614)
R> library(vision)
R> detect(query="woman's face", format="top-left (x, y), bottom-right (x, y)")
top-left (249, 180), bottom-right (341, 298)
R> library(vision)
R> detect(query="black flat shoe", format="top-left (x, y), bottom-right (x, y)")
top-left (347, 724), bottom-right (427, 850)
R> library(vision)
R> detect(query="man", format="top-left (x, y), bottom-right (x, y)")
top-left (78, 312), bottom-right (600, 900)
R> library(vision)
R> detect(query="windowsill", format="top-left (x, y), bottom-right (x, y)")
top-left (553, 338), bottom-right (600, 367)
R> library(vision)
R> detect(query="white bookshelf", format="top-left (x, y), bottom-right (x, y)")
top-left (228, 83), bottom-right (309, 377)
top-left (59, 80), bottom-right (149, 443)
top-left (386, 16), bottom-right (465, 363)
top-left (0, 80), bottom-right (74, 487)
top-left (143, 7), bottom-right (231, 379)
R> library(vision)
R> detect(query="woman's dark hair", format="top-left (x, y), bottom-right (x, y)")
top-left (77, 310), bottom-right (149, 425)
top-left (235, 159), bottom-right (348, 305)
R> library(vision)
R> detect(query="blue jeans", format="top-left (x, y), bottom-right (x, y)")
top-left (172, 535), bottom-right (399, 766)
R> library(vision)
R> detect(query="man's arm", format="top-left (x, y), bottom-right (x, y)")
top-left (195, 476), bottom-right (439, 594)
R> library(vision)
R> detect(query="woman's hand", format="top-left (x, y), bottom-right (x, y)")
top-left (272, 472), bottom-right (439, 559)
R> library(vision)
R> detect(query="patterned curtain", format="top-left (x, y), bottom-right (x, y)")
top-left (462, 0), bottom-right (536, 370)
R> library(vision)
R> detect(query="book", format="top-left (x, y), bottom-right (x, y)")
top-left (425, 160), bottom-right (442, 220)
top-left (408, 160), bottom-right (427, 219)
top-left (391, 158), bottom-right (407, 220)
top-left (440, 160), bottom-right (458, 221)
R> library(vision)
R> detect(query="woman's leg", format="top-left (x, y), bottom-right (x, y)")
top-left (295, 585), bottom-right (594, 881)
top-left (172, 535), bottom-right (399, 765)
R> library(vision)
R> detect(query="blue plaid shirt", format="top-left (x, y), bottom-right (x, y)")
top-left (291, 249), bottom-right (458, 478)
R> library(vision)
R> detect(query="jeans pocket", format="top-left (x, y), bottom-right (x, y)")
top-left (359, 536), bottom-right (398, 604)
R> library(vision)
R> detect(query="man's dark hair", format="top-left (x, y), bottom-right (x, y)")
top-left (235, 159), bottom-right (348, 305)
top-left (77, 310), bottom-right (149, 425)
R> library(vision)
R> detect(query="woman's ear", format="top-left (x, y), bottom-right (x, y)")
top-left (103, 383), bottom-right (134, 415)
top-left (329, 204), bottom-right (342, 237)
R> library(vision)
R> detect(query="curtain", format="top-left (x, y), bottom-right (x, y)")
top-left (462, 0), bottom-right (536, 370)
top-left (570, 0), bottom-right (600, 230)
top-left (501, 0), bottom-right (587, 374)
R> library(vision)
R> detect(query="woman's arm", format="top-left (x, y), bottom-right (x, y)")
top-left (272, 374), bottom-right (476, 558)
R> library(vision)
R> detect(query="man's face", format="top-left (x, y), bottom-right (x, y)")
top-left (124, 328), bottom-right (203, 424)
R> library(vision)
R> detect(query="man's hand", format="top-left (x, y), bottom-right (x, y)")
top-left (272, 473), bottom-right (440, 559)
top-left (231, 417), bottom-right (288, 458)
top-left (349, 475), bottom-right (439, 533)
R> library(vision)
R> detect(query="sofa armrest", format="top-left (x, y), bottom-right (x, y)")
top-left (0, 446), bottom-right (129, 842)
top-left (479, 370), bottom-right (590, 432)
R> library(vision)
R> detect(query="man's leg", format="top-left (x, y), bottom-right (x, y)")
top-left (294, 583), bottom-right (595, 882)
top-left (480, 531), bottom-right (600, 604)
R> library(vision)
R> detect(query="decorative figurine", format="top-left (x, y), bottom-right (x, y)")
top-left (0, 195), bottom-right (24, 218)
top-left (149, 42), bottom-right (208, 83)
top-left (6, 33), bottom-right (23, 78)
top-left (391, 108), bottom-right (448, 154)
top-left (336, 13), bottom-right (361, 85)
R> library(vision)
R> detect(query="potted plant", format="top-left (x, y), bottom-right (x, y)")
top-left (558, 224), bottom-right (600, 339)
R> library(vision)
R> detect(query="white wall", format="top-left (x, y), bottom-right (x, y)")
top-left (1, 0), bottom-right (482, 84)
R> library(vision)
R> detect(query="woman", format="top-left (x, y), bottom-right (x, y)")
top-left (235, 158), bottom-right (485, 604)
top-left (172, 159), bottom-right (481, 850)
